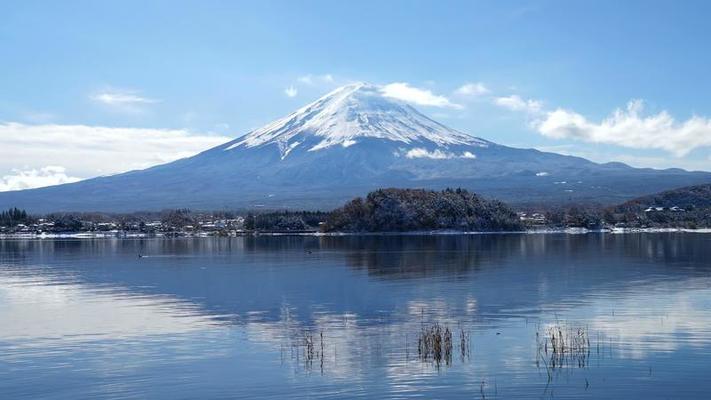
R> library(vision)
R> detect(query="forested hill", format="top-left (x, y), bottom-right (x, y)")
top-left (601, 183), bottom-right (711, 229)
top-left (322, 188), bottom-right (524, 232)
top-left (613, 183), bottom-right (711, 212)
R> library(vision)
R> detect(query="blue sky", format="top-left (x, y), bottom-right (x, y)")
top-left (1, 0), bottom-right (709, 189)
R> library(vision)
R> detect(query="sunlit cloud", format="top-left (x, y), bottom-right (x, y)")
top-left (0, 122), bottom-right (231, 180)
top-left (537, 99), bottom-right (711, 157)
top-left (493, 94), bottom-right (543, 114)
top-left (454, 82), bottom-right (490, 97)
top-left (381, 82), bottom-right (463, 109)
top-left (0, 166), bottom-right (82, 192)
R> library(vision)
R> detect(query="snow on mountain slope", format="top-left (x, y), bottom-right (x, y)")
top-left (224, 82), bottom-right (489, 159)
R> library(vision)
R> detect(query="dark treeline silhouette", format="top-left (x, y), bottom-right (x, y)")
top-left (245, 211), bottom-right (329, 231)
top-left (322, 188), bottom-right (524, 232)
top-left (0, 207), bottom-right (29, 225)
top-left (541, 205), bottom-right (606, 229)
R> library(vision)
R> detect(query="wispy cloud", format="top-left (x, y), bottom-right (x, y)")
top-left (0, 122), bottom-right (231, 181)
top-left (91, 89), bottom-right (158, 105)
top-left (493, 94), bottom-right (543, 114)
top-left (284, 86), bottom-right (298, 98)
top-left (537, 100), bottom-right (711, 157)
top-left (0, 166), bottom-right (81, 192)
top-left (297, 74), bottom-right (335, 85)
top-left (381, 82), bottom-right (462, 109)
top-left (454, 82), bottom-right (490, 97)
top-left (90, 88), bottom-right (160, 113)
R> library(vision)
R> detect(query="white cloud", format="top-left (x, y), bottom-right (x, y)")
top-left (537, 99), bottom-right (711, 157)
top-left (297, 74), bottom-right (335, 85)
top-left (89, 88), bottom-right (160, 114)
top-left (0, 122), bottom-right (231, 180)
top-left (381, 82), bottom-right (463, 109)
top-left (493, 95), bottom-right (543, 114)
top-left (0, 166), bottom-right (82, 192)
top-left (454, 82), bottom-right (490, 97)
top-left (90, 89), bottom-right (159, 106)
top-left (404, 148), bottom-right (476, 160)
top-left (284, 86), bottom-right (298, 98)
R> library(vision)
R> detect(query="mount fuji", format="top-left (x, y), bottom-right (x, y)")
top-left (1, 83), bottom-right (709, 212)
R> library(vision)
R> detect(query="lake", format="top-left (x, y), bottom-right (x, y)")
top-left (1, 233), bottom-right (710, 399)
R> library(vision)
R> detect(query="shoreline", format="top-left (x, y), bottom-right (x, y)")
top-left (1, 227), bottom-right (710, 240)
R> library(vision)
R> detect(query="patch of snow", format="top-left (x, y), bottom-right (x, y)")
top-left (536, 171), bottom-right (549, 176)
top-left (341, 139), bottom-right (357, 148)
top-left (279, 141), bottom-right (301, 160)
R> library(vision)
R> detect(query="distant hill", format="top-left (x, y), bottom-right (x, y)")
top-left (613, 183), bottom-right (711, 212)
top-left (607, 183), bottom-right (711, 228)
top-left (0, 83), bottom-right (709, 212)
top-left (322, 188), bottom-right (523, 232)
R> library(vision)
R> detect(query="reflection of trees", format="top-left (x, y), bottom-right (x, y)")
top-left (319, 235), bottom-right (524, 280)
top-left (3, 233), bottom-right (710, 330)
top-left (616, 232), bottom-right (711, 268)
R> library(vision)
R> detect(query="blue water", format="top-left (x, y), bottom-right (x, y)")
top-left (1, 234), bottom-right (711, 399)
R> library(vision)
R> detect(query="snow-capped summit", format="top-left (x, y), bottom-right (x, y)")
top-left (224, 82), bottom-right (488, 159)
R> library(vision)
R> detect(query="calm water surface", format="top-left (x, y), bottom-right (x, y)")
top-left (1, 234), bottom-right (711, 399)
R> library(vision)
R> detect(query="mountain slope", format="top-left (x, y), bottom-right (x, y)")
top-left (1, 83), bottom-right (709, 212)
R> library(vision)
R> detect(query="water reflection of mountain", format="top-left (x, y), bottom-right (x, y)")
top-left (1, 234), bottom-right (709, 328)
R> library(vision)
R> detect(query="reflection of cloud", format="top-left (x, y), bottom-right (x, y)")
top-left (239, 296), bottom-right (481, 379)
top-left (586, 282), bottom-right (711, 359)
top-left (0, 274), bottom-right (224, 345)
top-left (2, 234), bottom-right (710, 395)
top-left (234, 276), bottom-right (711, 385)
